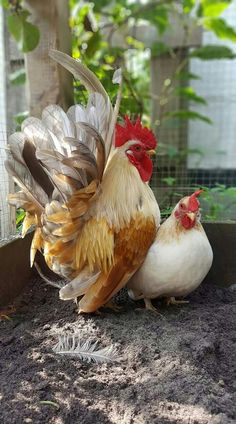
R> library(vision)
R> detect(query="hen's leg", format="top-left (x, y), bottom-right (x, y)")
top-left (144, 298), bottom-right (163, 316)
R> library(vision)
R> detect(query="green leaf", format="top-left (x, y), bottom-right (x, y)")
top-left (85, 31), bottom-right (102, 58)
top-left (162, 177), bottom-right (176, 186)
top-left (7, 11), bottom-right (40, 53)
top-left (151, 41), bottom-right (170, 57)
top-left (190, 45), bottom-right (236, 60)
top-left (93, 0), bottom-right (112, 13)
top-left (161, 206), bottom-right (173, 218)
top-left (14, 111), bottom-right (28, 126)
top-left (153, 6), bottom-right (169, 35)
top-left (165, 110), bottom-right (212, 124)
top-left (175, 70), bottom-right (201, 81)
top-left (167, 146), bottom-right (179, 159)
top-left (9, 68), bottom-right (26, 85)
top-left (20, 20), bottom-right (40, 52)
top-left (204, 18), bottom-right (236, 42)
top-left (176, 87), bottom-right (207, 105)
top-left (226, 187), bottom-right (236, 197)
top-left (126, 36), bottom-right (144, 50)
top-left (7, 14), bottom-right (22, 43)
top-left (0, 0), bottom-right (9, 9)
top-left (130, 4), bottom-right (169, 35)
top-left (202, 0), bottom-right (231, 18)
top-left (183, 0), bottom-right (195, 13)
top-left (16, 209), bottom-right (25, 227)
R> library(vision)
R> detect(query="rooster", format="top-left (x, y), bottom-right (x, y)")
top-left (6, 50), bottom-right (160, 313)
top-left (127, 190), bottom-right (213, 311)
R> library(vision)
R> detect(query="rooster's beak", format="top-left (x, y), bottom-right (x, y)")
top-left (146, 149), bottom-right (156, 157)
top-left (186, 212), bottom-right (196, 222)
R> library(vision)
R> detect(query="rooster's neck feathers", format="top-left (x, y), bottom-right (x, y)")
top-left (93, 148), bottom-right (160, 232)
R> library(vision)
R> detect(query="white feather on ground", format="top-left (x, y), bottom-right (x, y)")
top-left (53, 334), bottom-right (118, 364)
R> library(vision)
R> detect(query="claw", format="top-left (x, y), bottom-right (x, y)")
top-left (137, 298), bottom-right (163, 317)
top-left (0, 305), bottom-right (16, 321)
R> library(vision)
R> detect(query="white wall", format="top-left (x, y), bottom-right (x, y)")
top-left (188, 1), bottom-right (236, 169)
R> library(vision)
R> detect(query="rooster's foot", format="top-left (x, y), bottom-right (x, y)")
top-left (0, 305), bottom-right (16, 320)
top-left (103, 301), bottom-right (122, 312)
top-left (77, 307), bottom-right (102, 315)
top-left (166, 297), bottom-right (189, 306)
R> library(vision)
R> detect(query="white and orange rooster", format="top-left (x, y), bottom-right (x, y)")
top-left (6, 50), bottom-right (160, 313)
top-left (128, 190), bottom-right (213, 311)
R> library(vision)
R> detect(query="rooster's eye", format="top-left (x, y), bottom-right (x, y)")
top-left (179, 203), bottom-right (184, 209)
top-left (135, 145), bottom-right (141, 152)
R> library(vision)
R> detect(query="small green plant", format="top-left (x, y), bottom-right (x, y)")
top-left (200, 184), bottom-right (236, 221)
top-left (16, 208), bottom-right (25, 232)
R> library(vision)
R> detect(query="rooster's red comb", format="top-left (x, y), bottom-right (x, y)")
top-left (188, 189), bottom-right (204, 212)
top-left (115, 116), bottom-right (157, 149)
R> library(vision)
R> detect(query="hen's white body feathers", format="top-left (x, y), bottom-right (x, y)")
top-left (128, 217), bottom-right (213, 300)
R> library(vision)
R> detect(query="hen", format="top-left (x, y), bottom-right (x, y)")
top-left (127, 190), bottom-right (213, 310)
top-left (6, 50), bottom-right (160, 313)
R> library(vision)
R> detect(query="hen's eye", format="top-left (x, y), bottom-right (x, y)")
top-left (179, 203), bottom-right (184, 209)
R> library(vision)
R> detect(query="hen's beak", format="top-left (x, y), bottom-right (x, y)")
top-left (146, 149), bottom-right (156, 157)
top-left (186, 212), bottom-right (196, 222)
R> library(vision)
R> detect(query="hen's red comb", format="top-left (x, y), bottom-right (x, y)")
top-left (188, 189), bottom-right (204, 212)
top-left (115, 116), bottom-right (157, 149)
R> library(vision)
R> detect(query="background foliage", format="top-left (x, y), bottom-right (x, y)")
top-left (2, 0), bottom-right (236, 222)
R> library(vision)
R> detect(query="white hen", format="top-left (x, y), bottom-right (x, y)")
top-left (127, 190), bottom-right (213, 310)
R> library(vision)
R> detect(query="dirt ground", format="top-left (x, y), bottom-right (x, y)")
top-left (0, 277), bottom-right (236, 424)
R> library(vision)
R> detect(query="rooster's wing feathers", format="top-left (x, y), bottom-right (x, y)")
top-left (6, 51), bottom-right (122, 282)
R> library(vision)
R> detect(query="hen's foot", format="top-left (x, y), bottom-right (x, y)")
top-left (141, 298), bottom-right (163, 316)
top-left (166, 297), bottom-right (189, 306)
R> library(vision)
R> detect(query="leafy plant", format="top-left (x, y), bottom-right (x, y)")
top-left (200, 184), bottom-right (236, 221)
top-left (2, 0), bottom-right (40, 52)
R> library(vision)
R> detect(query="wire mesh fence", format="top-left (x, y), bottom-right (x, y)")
top-left (151, 1), bottom-right (236, 220)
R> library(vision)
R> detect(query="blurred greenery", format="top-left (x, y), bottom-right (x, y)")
top-left (160, 184), bottom-right (236, 221)
top-left (201, 184), bottom-right (236, 221)
top-left (2, 0), bottom-right (236, 222)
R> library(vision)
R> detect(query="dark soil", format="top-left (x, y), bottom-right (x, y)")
top-left (0, 278), bottom-right (236, 424)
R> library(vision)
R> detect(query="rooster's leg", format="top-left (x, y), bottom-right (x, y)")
top-left (103, 300), bottom-right (122, 312)
top-left (0, 305), bottom-right (16, 320)
top-left (166, 297), bottom-right (189, 306)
